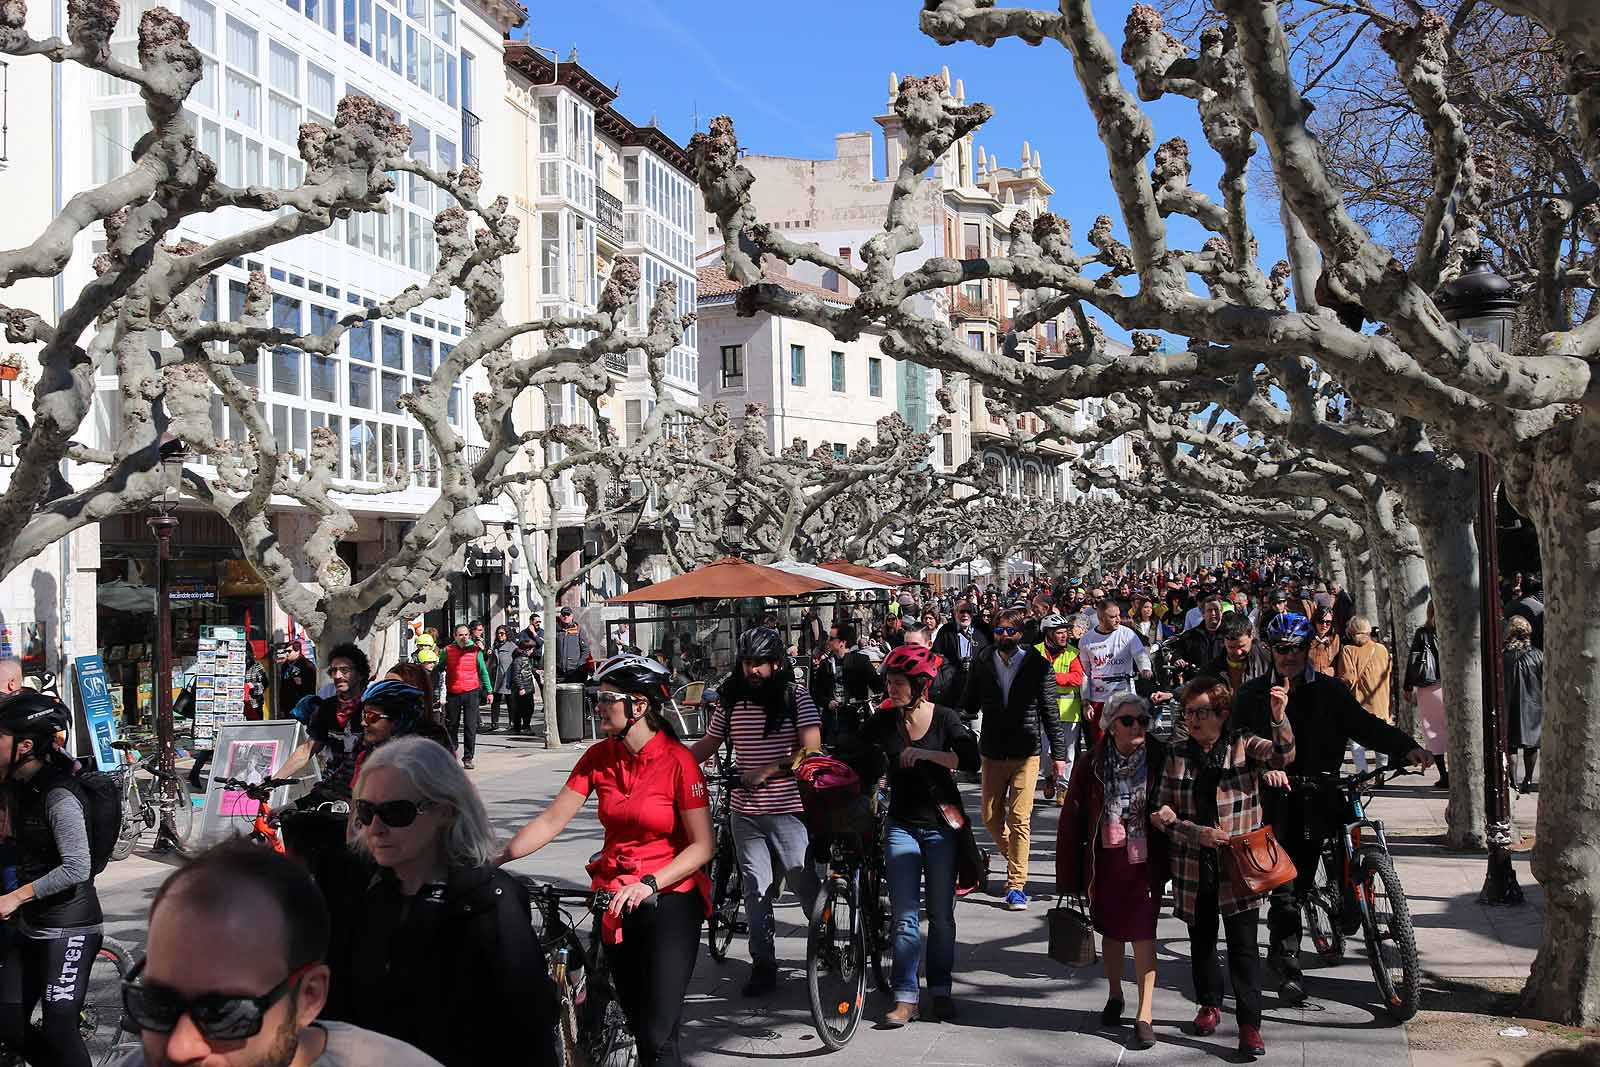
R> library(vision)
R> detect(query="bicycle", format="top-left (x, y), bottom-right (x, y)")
top-left (703, 766), bottom-right (746, 963)
top-left (803, 785), bottom-right (891, 1050)
top-left (523, 881), bottom-right (637, 1067)
top-left (0, 936), bottom-right (137, 1067)
top-left (1286, 765), bottom-right (1423, 1021)
top-left (212, 776), bottom-right (310, 852)
top-left (109, 737), bottom-right (195, 860)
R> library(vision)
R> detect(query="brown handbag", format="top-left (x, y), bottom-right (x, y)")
top-left (1225, 824), bottom-right (1298, 897)
top-left (1047, 897), bottom-right (1098, 967)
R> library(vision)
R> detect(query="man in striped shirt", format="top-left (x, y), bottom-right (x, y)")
top-left (690, 627), bottom-right (823, 997)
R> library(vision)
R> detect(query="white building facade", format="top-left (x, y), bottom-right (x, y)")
top-left (0, 0), bottom-right (523, 717)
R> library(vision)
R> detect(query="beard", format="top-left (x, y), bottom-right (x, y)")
top-left (996, 637), bottom-right (1020, 652)
top-left (155, 1015), bottom-right (300, 1067)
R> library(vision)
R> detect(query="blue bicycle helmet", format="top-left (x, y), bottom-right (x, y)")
top-left (1264, 611), bottom-right (1313, 647)
top-left (359, 679), bottom-right (424, 733)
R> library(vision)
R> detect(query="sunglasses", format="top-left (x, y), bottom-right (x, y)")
top-left (992, 626), bottom-right (1021, 635)
top-left (1115, 716), bottom-right (1152, 729)
top-left (595, 692), bottom-right (637, 707)
top-left (122, 958), bottom-right (315, 1041)
top-left (1271, 642), bottom-right (1308, 654)
top-left (353, 798), bottom-right (433, 828)
top-left (361, 709), bottom-right (391, 725)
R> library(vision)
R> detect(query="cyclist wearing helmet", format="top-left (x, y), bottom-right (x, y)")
top-left (1035, 614), bottom-right (1086, 800)
top-left (498, 653), bottom-right (712, 1067)
top-left (0, 693), bottom-right (103, 1067)
top-left (859, 644), bottom-right (979, 1026)
top-left (1234, 611), bottom-right (1430, 1007)
top-left (688, 628), bottom-right (821, 997)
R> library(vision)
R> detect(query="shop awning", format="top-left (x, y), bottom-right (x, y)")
top-left (767, 560), bottom-right (894, 592)
top-left (818, 560), bottom-right (924, 587)
top-left (607, 557), bottom-right (840, 604)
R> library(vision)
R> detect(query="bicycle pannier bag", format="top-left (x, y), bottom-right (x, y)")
top-left (1225, 824), bottom-right (1297, 898)
top-left (1046, 897), bottom-right (1097, 967)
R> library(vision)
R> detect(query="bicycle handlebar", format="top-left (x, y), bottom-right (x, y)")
top-left (213, 776), bottom-right (305, 799)
top-left (1287, 765), bottom-right (1421, 792)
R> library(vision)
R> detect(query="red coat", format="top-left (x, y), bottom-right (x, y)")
top-left (1056, 736), bottom-right (1170, 908)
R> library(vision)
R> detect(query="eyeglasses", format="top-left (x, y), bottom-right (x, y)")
top-left (993, 626), bottom-right (1021, 635)
top-left (1115, 716), bottom-right (1152, 729)
top-left (122, 958), bottom-right (316, 1041)
top-left (361, 709), bottom-right (391, 725)
top-left (353, 798), bottom-right (432, 828)
top-left (1182, 704), bottom-right (1220, 717)
top-left (328, 665), bottom-right (357, 676)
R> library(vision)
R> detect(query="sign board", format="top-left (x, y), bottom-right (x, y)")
top-left (74, 655), bottom-right (120, 771)
top-left (196, 719), bottom-right (308, 845)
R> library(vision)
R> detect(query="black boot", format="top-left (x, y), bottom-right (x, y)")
top-left (1433, 753), bottom-right (1449, 790)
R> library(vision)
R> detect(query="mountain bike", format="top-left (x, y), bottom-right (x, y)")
top-left (213, 776), bottom-right (310, 852)
top-left (704, 767), bottom-right (746, 962)
top-left (109, 737), bottom-right (195, 859)
top-left (524, 881), bottom-right (637, 1067)
top-left (1287, 765), bottom-right (1423, 1020)
top-left (803, 787), bottom-right (890, 1050)
top-left (0, 937), bottom-right (136, 1066)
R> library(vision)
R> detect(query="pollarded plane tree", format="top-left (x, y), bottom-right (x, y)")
top-left (694, 0), bottom-right (1600, 1020)
top-left (0, 7), bottom-right (687, 669)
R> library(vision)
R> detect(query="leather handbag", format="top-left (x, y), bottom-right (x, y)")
top-left (1046, 897), bottom-right (1097, 967)
top-left (1225, 824), bottom-right (1298, 897)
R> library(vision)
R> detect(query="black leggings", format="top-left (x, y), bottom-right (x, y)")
top-left (607, 891), bottom-right (702, 1067)
top-left (0, 931), bottom-right (104, 1067)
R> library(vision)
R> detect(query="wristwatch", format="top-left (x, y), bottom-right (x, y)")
top-left (640, 875), bottom-right (659, 894)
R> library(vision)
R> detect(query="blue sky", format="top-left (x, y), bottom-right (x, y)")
top-left (518, 0), bottom-right (1290, 314)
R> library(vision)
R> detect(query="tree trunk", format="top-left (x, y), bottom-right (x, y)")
top-left (1407, 473), bottom-right (1488, 850)
top-left (1350, 536), bottom-right (1381, 622)
top-left (1325, 539), bottom-right (1351, 598)
top-left (1516, 445), bottom-right (1600, 1026)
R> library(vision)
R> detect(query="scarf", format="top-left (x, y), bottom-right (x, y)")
top-left (1103, 742), bottom-right (1149, 853)
top-left (333, 693), bottom-right (361, 729)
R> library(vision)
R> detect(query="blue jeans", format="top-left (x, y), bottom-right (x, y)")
top-left (884, 820), bottom-right (959, 1002)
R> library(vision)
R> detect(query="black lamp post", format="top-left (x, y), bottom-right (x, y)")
top-left (1435, 250), bottom-right (1524, 906)
top-left (723, 503), bottom-right (748, 559)
top-left (149, 435), bottom-right (187, 854)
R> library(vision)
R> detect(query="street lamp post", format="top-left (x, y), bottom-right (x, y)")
top-left (1435, 251), bottom-right (1524, 906)
top-left (149, 436), bottom-right (187, 854)
top-left (722, 503), bottom-right (747, 560)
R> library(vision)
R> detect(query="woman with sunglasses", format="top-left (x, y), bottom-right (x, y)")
top-left (498, 654), bottom-right (713, 1067)
top-left (328, 736), bottom-right (557, 1067)
top-left (1306, 607), bottom-right (1341, 677)
top-left (1150, 676), bottom-right (1293, 1059)
top-left (1058, 692), bottom-right (1170, 1050)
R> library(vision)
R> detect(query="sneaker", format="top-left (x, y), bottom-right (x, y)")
top-left (1192, 1006), bottom-right (1220, 1036)
top-left (462, 759), bottom-right (475, 770)
top-left (1238, 1023), bottom-right (1266, 1058)
top-left (1004, 889), bottom-right (1028, 911)
top-left (742, 962), bottom-right (778, 998)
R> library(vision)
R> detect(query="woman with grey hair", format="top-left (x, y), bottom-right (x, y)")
top-left (326, 737), bottom-right (558, 1067)
top-left (1057, 691), bottom-right (1170, 1050)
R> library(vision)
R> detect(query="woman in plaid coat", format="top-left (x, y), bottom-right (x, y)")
top-left (1151, 675), bottom-right (1293, 1059)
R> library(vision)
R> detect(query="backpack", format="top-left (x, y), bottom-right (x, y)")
top-left (52, 770), bottom-right (124, 875)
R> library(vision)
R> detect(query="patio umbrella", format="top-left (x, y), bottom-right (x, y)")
top-left (608, 557), bottom-right (841, 604)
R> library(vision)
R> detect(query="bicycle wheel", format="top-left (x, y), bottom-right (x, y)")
top-left (706, 834), bottom-right (743, 962)
top-left (111, 778), bottom-right (140, 862)
top-left (864, 855), bottom-right (892, 993)
top-left (806, 876), bottom-right (866, 1049)
top-left (1303, 854), bottom-right (1346, 962)
top-left (1356, 846), bottom-right (1421, 1020)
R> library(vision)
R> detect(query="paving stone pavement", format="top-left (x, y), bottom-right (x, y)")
top-left (93, 732), bottom-right (1550, 1065)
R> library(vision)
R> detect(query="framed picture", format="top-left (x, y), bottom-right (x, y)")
top-left (195, 720), bottom-right (309, 845)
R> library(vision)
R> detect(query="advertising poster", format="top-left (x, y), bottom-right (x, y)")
top-left (73, 655), bottom-right (121, 771)
top-left (195, 720), bottom-right (306, 845)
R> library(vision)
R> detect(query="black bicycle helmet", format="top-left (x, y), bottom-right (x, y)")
top-left (359, 679), bottom-right (424, 733)
top-left (593, 653), bottom-right (673, 704)
top-left (0, 691), bottom-right (69, 741)
top-left (736, 627), bottom-right (786, 663)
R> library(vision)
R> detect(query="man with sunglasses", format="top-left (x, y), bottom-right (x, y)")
top-left (111, 839), bottom-right (443, 1067)
top-left (963, 607), bottom-right (1063, 910)
top-left (1233, 612), bottom-right (1430, 1007)
top-left (275, 644), bottom-right (371, 804)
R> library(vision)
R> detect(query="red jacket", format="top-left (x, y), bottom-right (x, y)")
top-left (1057, 736), bottom-right (1171, 907)
top-left (445, 643), bottom-right (491, 695)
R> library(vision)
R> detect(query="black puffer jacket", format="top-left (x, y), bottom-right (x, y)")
top-left (963, 644), bottom-right (1065, 761)
top-left (327, 863), bottom-right (559, 1067)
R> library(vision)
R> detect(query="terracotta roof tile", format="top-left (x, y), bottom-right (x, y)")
top-left (695, 266), bottom-right (851, 306)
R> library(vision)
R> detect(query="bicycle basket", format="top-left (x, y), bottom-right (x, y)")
top-left (795, 755), bottom-right (868, 836)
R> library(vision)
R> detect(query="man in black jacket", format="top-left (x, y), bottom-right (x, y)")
top-left (1206, 611), bottom-right (1273, 693)
top-left (963, 607), bottom-right (1063, 911)
top-left (933, 601), bottom-right (992, 720)
top-left (1234, 621), bottom-right (1430, 1006)
top-left (808, 621), bottom-right (882, 743)
top-left (902, 622), bottom-right (959, 706)
top-left (1170, 595), bottom-right (1227, 680)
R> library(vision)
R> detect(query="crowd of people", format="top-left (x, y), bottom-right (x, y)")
top-left (0, 550), bottom-right (1551, 1067)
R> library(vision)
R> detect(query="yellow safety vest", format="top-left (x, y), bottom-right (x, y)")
top-left (1037, 642), bottom-right (1084, 723)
